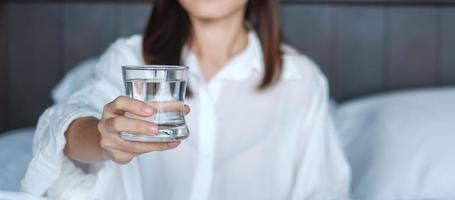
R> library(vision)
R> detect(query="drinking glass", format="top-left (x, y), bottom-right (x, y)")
top-left (120, 65), bottom-right (189, 142)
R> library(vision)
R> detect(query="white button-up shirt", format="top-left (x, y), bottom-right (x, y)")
top-left (22, 32), bottom-right (350, 200)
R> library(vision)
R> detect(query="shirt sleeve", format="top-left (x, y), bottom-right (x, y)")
top-left (290, 72), bottom-right (351, 200)
top-left (21, 38), bottom-right (133, 197)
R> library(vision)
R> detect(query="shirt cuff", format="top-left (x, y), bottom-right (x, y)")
top-left (21, 104), bottom-right (100, 196)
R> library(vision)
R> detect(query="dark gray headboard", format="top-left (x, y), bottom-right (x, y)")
top-left (1, 2), bottom-right (454, 132)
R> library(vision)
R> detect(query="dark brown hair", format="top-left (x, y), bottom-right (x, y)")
top-left (143, 0), bottom-right (283, 95)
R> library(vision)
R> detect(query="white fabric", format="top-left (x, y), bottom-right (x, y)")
top-left (51, 57), bottom-right (98, 104)
top-left (0, 128), bottom-right (34, 191)
top-left (0, 191), bottom-right (49, 200)
top-left (336, 87), bottom-right (455, 200)
top-left (21, 32), bottom-right (350, 200)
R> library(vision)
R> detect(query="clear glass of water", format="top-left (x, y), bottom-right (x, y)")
top-left (120, 65), bottom-right (189, 142)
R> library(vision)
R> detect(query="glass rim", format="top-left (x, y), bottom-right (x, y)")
top-left (122, 65), bottom-right (189, 70)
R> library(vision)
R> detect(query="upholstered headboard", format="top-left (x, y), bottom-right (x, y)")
top-left (0, 1), bottom-right (454, 132)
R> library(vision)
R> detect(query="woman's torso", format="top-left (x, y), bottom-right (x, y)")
top-left (90, 32), bottom-right (341, 200)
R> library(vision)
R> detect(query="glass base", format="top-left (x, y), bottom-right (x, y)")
top-left (120, 125), bottom-right (189, 142)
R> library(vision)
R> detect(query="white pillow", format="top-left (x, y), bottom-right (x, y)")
top-left (335, 87), bottom-right (455, 200)
top-left (51, 57), bottom-right (98, 103)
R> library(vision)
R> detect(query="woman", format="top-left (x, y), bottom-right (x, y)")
top-left (22, 0), bottom-right (350, 199)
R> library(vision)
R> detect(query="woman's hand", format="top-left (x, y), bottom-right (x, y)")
top-left (97, 96), bottom-right (190, 164)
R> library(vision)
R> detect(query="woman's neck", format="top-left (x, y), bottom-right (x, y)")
top-left (189, 11), bottom-right (248, 81)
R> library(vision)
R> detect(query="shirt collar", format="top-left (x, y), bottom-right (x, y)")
top-left (182, 31), bottom-right (263, 82)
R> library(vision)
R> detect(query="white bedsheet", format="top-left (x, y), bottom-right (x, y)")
top-left (0, 191), bottom-right (48, 200)
top-left (0, 128), bottom-right (34, 192)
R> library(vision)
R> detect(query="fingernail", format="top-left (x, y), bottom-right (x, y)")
top-left (168, 141), bottom-right (181, 149)
top-left (148, 126), bottom-right (158, 134)
top-left (144, 107), bottom-right (154, 114)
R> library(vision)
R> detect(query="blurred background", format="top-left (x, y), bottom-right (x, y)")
top-left (0, 0), bottom-right (454, 132)
top-left (1, 0), bottom-right (455, 198)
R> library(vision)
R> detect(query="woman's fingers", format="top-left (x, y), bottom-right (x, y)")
top-left (100, 131), bottom-right (181, 162)
top-left (98, 96), bottom-right (189, 164)
top-left (114, 138), bottom-right (181, 154)
top-left (104, 96), bottom-right (191, 117)
top-left (104, 96), bottom-right (155, 118)
top-left (104, 116), bottom-right (158, 136)
top-left (184, 105), bottom-right (190, 115)
top-left (104, 149), bottom-right (136, 164)
top-left (149, 102), bottom-right (188, 114)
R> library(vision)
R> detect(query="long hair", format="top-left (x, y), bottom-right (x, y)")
top-left (142, 0), bottom-right (283, 95)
